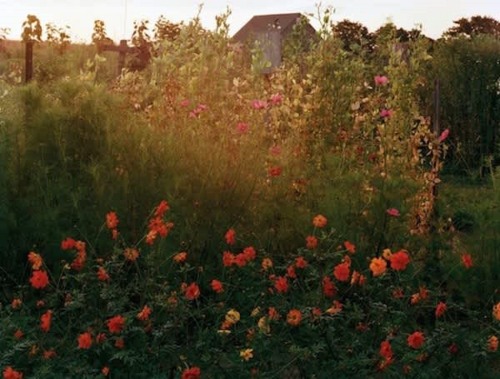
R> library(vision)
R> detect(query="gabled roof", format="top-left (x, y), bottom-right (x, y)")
top-left (233, 13), bottom-right (305, 42)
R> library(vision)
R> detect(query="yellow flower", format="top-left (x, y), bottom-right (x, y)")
top-left (258, 316), bottom-right (270, 334)
top-left (251, 307), bottom-right (261, 317)
top-left (382, 248), bottom-right (392, 260)
top-left (225, 309), bottom-right (240, 325)
top-left (240, 348), bottom-right (254, 361)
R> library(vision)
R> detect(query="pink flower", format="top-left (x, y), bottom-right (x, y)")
top-left (236, 122), bottom-right (249, 134)
top-left (179, 99), bottom-right (190, 107)
top-left (374, 75), bottom-right (389, 86)
top-left (268, 166), bottom-right (282, 177)
top-left (380, 109), bottom-right (393, 118)
top-left (386, 208), bottom-right (400, 217)
top-left (269, 145), bottom-right (281, 156)
top-left (269, 93), bottom-right (283, 105)
top-left (252, 99), bottom-right (267, 110)
top-left (438, 129), bottom-right (450, 143)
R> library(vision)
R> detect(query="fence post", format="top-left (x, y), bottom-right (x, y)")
top-left (25, 40), bottom-right (33, 83)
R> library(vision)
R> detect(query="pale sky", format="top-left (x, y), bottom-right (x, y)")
top-left (0, 0), bottom-right (499, 42)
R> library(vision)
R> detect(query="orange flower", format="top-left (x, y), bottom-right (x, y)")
top-left (101, 366), bottom-right (110, 376)
top-left (435, 302), bottom-right (447, 318)
top-left (261, 257), bottom-right (273, 270)
top-left (223, 251), bottom-right (235, 267)
top-left (11, 298), bottom-right (22, 310)
top-left (369, 257), bottom-right (387, 277)
top-left (274, 276), bottom-right (289, 294)
top-left (173, 251), bottom-right (188, 263)
top-left (407, 331), bottom-right (425, 349)
top-left (97, 266), bottom-right (110, 281)
top-left (106, 211), bottom-right (119, 230)
top-left (181, 367), bottom-right (201, 379)
top-left (295, 256), bottom-right (308, 269)
top-left (124, 248), bottom-right (139, 262)
top-left (344, 241), bottom-right (356, 254)
top-left (225, 228), bottom-right (236, 245)
top-left (333, 262), bottom-right (350, 282)
top-left (461, 253), bottom-right (473, 269)
top-left (390, 250), bottom-right (410, 271)
top-left (27, 251), bottom-right (43, 270)
top-left (77, 332), bottom-right (93, 349)
top-left (184, 282), bottom-right (201, 301)
top-left (493, 302), bottom-right (500, 321)
top-left (287, 309), bottom-right (302, 326)
top-left (392, 288), bottom-right (404, 299)
top-left (40, 310), bottom-right (52, 333)
top-left (322, 276), bottom-right (336, 297)
top-left (107, 315), bottom-right (126, 334)
top-left (3, 366), bottom-right (23, 379)
top-left (137, 305), bottom-right (152, 321)
top-left (30, 270), bottom-right (49, 289)
top-left (306, 235), bottom-right (318, 249)
top-left (326, 300), bottom-right (343, 315)
top-left (379, 340), bottom-right (393, 360)
top-left (211, 279), bottom-right (224, 294)
top-left (488, 335), bottom-right (498, 352)
top-left (312, 214), bottom-right (328, 228)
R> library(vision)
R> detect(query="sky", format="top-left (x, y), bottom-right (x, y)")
top-left (0, 0), bottom-right (499, 42)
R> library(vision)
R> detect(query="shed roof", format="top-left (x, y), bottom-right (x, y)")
top-left (233, 13), bottom-right (305, 42)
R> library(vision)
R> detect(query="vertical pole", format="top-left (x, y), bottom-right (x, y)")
top-left (433, 79), bottom-right (440, 134)
top-left (118, 39), bottom-right (127, 75)
top-left (25, 40), bottom-right (33, 83)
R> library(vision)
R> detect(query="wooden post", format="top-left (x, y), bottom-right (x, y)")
top-left (433, 79), bottom-right (440, 134)
top-left (25, 40), bottom-right (33, 83)
top-left (100, 39), bottom-right (135, 76)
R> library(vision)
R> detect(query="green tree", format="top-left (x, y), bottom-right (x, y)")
top-left (332, 19), bottom-right (374, 53)
top-left (153, 15), bottom-right (181, 42)
top-left (21, 14), bottom-right (42, 42)
top-left (45, 22), bottom-right (71, 54)
top-left (443, 16), bottom-right (500, 39)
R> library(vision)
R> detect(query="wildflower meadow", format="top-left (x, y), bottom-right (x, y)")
top-left (0, 9), bottom-right (499, 379)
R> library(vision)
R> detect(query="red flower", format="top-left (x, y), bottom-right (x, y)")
top-left (322, 276), bottom-right (336, 298)
top-left (234, 253), bottom-right (247, 267)
top-left (13, 329), bottom-right (23, 340)
top-left (115, 337), bottom-right (125, 349)
top-left (225, 228), bottom-right (236, 245)
top-left (222, 251), bottom-right (235, 267)
top-left (435, 302), bottom-right (447, 318)
top-left (211, 279), bottom-right (224, 294)
top-left (97, 266), bottom-right (110, 281)
top-left (30, 270), bottom-right (49, 289)
top-left (107, 315), bottom-right (126, 334)
top-left (390, 250), bottom-right (410, 271)
top-left (268, 166), bottom-right (282, 177)
top-left (181, 367), bottom-right (201, 379)
top-left (306, 235), bottom-right (318, 249)
top-left (243, 246), bottom-right (257, 261)
top-left (173, 251), bottom-right (188, 263)
top-left (3, 367), bottom-right (23, 379)
top-left (379, 340), bottom-right (393, 360)
top-left (40, 310), bottom-right (52, 332)
top-left (184, 282), bottom-right (201, 301)
top-left (295, 256), bottom-right (308, 269)
top-left (42, 349), bottom-right (56, 360)
top-left (461, 253), bottom-right (473, 269)
top-left (154, 200), bottom-right (170, 217)
top-left (274, 276), bottom-right (289, 294)
top-left (407, 331), bottom-right (425, 349)
top-left (344, 241), bottom-right (356, 254)
top-left (106, 211), bottom-right (119, 230)
top-left (333, 262), bottom-right (350, 282)
top-left (137, 305), bottom-right (152, 321)
top-left (60, 237), bottom-right (76, 250)
top-left (286, 265), bottom-right (297, 279)
top-left (77, 332), bottom-right (93, 349)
